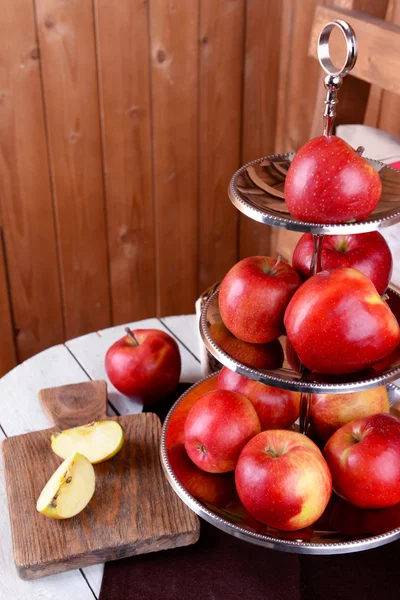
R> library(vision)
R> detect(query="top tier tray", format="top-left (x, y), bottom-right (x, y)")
top-left (229, 153), bottom-right (400, 235)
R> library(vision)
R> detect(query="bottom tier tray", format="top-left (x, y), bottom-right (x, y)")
top-left (160, 374), bottom-right (400, 555)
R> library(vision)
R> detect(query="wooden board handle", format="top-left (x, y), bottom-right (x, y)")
top-left (39, 380), bottom-right (108, 430)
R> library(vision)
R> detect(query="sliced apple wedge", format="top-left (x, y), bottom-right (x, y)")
top-left (36, 453), bottom-right (95, 519)
top-left (51, 420), bottom-right (124, 464)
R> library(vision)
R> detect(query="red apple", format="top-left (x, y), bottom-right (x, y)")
top-left (329, 494), bottom-right (400, 537)
top-left (217, 367), bottom-right (300, 430)
top-left (105, 328), bottom-right (181, 403)
top-left (284, 267), bottom-right (400, 374)
top-left (235, 430), bottom-right (332, 530)
top-left (311, 386), bottom-right (390, 442)
top-left (167, 444), bottom-right (236, 508)
top-left (219, 500), bottom-right (314, 540)
top-left (208, 322), bottom-right (284, 369)
top-left (219, 256), bottom-right (301, 343)
top-left (292, 232), bottom-right (392, 295)
top-left (184, 390), bottom-right (261, 473)
top-left (166, 375), bottom-right (218, 448)
top-left (284, 135), bottom-right (382, 223)
top-left (324, 413), bottom-right (400, 509)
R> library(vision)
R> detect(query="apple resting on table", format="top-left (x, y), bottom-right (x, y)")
top-left (324, 414), bottom-right (400, 509)
top-left (184, 390), bottom-right (261, 473)
top-left (284, 267), bottom-right (400, 374)
top-left (310, 386), bottom-right (390, 442)
top-left (217, 367), bottom-right (300, 430)
top-left (105, 328), bottom-right (181, 404)
top-left (219, 256), bottom-right (301, 344)
top-left (235, 430), bottom-right (332, 531)
top-left (292, 231), bottom-right (392, 295)
top-left (284, 135), bottom-right (382, 223)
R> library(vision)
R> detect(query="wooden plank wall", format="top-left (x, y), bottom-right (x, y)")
top-left (0, 0), bottom-right (398, 376)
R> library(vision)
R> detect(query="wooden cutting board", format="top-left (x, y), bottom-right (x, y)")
top-left (2, 380), bottom-right (199, 580)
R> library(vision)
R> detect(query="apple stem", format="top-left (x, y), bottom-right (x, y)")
top-left (125, 327), bottom-right (139, 346)
top-left (270, 254), bottom-right (282, 276)
top-left (356, 146), bottom-right (365, 157)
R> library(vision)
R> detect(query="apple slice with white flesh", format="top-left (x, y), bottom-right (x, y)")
top-left (36, 453), bottom-right (95, 519)
top-left (51, 420), bottom-right (124, 464)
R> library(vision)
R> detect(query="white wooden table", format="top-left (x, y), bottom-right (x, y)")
top-left (0, 315), bottom-right (203, 600)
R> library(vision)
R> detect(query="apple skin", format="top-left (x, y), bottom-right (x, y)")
top-left (218, 500), bottom-right (314, 540)
top-left (209, 322), bottom-right (284, 370)
top-left (311, 386), bottom-right (390, 442)
top-left (324, 413), bottom-right (400, 509)
top-left (105, 329), bottom-right (181, 404)
top-left (284, 135), bottom-right (382, 224)
top-left (292, 232), bottom-right (392, 296)
top-left (284, 267), bottom-right (400, 374)
top-left (167, 444), bottom-right (236, 508)
top-left (328, 494), bottom-right (400, 537)
top-left (184, 390), bottom-right (261, 473)
top-left (235, 430), bottom-right (332, 530)
top-left (219, 256), bottom-right (301, 343)
top-left (217, 367), bottom-right (300, 430)
top-left (166, 375), bottom-right (218, 448)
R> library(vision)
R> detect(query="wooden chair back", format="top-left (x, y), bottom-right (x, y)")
top-left (275, 3), bottom-right (400, 263)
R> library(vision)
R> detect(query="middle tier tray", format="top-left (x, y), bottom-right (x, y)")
top-left (200, 287), bottom-right (400, 394)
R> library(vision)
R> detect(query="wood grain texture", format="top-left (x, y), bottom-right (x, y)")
top-left (198, 0), bottom-right (244, 291)
top-left (160, 314), bottom-right (202, 360)
top-left (0, 430), bottom-right (98, 600)
top-left (376, 0), bottom-right (400, 137)
top-left (275, 0), bottom-right (324, 153)
top-left (0, 235), bottom-right (16, 376)
top-left (35, 0), bottom-right (111, 339)
top-left (0, 0), bottom-right (64, 361)
top-left (95, 0), bottom-right (156, 324)
top-left (364, 0), bottom-right (394, 127)
top-left (239, 0), bottom-right (283, 258)
top-left (0, 315), bottom-right (200, 598)
top-left (3, 411), bottom-right (199, 579)
top-left (149, 0), bottom-right (199, 315)
top-left (39, 380), bottom-right (108, 429)
top-left (310, 0), bottom-right (390, 138)
top-left (310, 5), bottom-right (400, 96)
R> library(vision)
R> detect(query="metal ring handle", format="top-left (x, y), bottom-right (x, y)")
top-left (318, 19), bottom-right (357, 77)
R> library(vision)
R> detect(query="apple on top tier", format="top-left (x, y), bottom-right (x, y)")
top-left (284, 135), bottom-right (382, 224)
top-left (219, 256), bottom-right (302, 344)
top-left (292, 231), bottom-right (392, 296)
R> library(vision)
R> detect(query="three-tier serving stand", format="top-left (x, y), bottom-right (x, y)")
top-left (161, 20), bottom-right (400, 554)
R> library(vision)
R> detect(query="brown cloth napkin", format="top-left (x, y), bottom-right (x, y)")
top-left (99, 383), bottom-right (400, 600)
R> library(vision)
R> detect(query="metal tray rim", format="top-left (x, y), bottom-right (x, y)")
top-left (199, 287), bottom-right (400, 394)
top-left (229, 153), bottom-right (400, 235)
top-left (160, 374), bottom-right (400, 555)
